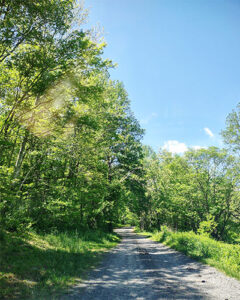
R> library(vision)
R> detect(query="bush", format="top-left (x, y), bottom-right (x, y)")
top-left (197, 215), bottom-right (217, 237)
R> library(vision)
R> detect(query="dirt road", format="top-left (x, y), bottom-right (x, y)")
top-left (61, 227), bottom-right (240, 299)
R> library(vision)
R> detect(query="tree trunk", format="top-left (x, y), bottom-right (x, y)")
top-left (14, 130), bottom-right (29, 178)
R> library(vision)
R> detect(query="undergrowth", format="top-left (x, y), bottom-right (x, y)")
top-left (137, 226), bottom-right (240, 281)
top-left (0, 229), bottom-right (120, 299)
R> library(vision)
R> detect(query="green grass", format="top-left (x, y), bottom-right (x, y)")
top-left (136, 227), bottom-right (240, 281)
top-left (0, 229), bottom-right (120, 299)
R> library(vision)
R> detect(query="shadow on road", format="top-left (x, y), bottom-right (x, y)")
top-left (61, 228), bottom-right (215, 299)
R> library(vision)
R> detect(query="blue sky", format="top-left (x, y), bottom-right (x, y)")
top-left (84, 0), bottom-right (240, 153)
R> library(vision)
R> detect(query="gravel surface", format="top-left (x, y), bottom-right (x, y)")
top-left (60, 227), bottom-right (240, 300)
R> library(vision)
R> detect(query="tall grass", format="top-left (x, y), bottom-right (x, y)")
top-left (0, 229), bottom-right (120, 299)
top-left (138, 227), bottom-right (240, 281)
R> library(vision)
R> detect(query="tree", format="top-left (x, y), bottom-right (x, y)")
top-left (140, 146), bottom-right (240, 240)
top-left (221, 103), bottom-right (240, 153)
top-left (185, 147), bottom-right (239, 239)
top-left (0, 0), bottom-right (76, 63)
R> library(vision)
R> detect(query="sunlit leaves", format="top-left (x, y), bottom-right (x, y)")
top-left (141, 146), bottom-right (240, 240)
top-left (222, 103), bottom-right (240, 154)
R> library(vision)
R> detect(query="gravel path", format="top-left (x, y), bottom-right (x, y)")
top-left (60, 227), bottom-right (240, 300)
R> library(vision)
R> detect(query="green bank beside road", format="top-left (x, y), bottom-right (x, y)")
top-left (0, 229), bottom-right (120, 299)
top-left (136, 226), bottom-right (240, 281)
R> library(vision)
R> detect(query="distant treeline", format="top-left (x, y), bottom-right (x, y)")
top-left (140, 142), bottom-right (240, 242)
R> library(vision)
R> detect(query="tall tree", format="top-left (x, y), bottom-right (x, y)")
top-left (221, 103), bottom-right (240, 154)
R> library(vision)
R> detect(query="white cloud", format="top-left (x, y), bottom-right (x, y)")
top-left (204, 127), bottom-right (214, 138)
top-left (162, 140), bottom-right (188, 154)
top-left (162, 141), bottom-right (204, 154)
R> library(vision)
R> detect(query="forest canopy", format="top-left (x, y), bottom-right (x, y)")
top-left (0, 0), bottom-right (239, 244)
top-left (0, 0), bottom-right (145, 232)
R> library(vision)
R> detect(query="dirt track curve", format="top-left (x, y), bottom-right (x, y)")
top-left (60, 227), bottom-right (240, 300)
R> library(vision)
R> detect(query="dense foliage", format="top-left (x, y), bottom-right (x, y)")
top-left (0, 0), bottom-right (239, 243)
top-left (138, 133), bottom-right (240, 242)
top-left (0, 0), bottom-right (145, 233)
